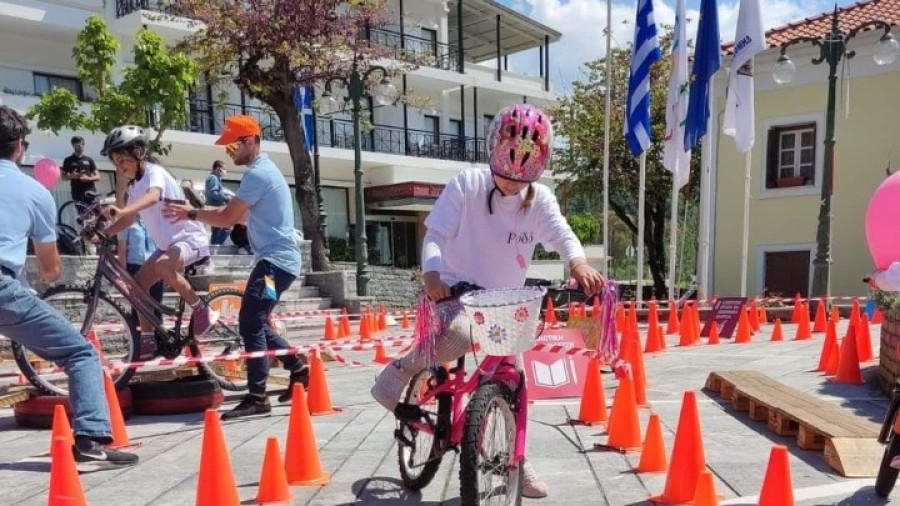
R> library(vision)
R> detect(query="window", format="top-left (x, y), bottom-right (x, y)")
top-left (423, 115), bottom-right (440, 140)
top-left (33, 73), bottom-right (84, 101)
top-left (766, 123), bottom-right (816, 189)
top-left (448, 119), bottom-right (462, 138)
top-left (482, 114), bottom-right (495, 139)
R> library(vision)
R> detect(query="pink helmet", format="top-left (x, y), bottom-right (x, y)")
top-left (486, 104), bottom-right (554, 183)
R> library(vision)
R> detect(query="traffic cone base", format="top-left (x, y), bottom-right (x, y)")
top-left (255, 437), bottom-right (292, 504)
top-left (637, 413), bottom-right (667, 473)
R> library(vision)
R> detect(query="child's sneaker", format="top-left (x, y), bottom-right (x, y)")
top-left (192, 304), bottom-right (220, 336)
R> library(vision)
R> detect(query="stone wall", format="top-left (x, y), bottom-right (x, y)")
top-left (880, 313), bottom-right (900, 393)
top-left (332, 263), bottom-right (423, 309)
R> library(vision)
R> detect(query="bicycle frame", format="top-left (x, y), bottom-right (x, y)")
top-left (412, 354), bottom-right (529, 467)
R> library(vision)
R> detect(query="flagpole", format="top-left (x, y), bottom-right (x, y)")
top-left (697, 81), bottom-right (715, 301)
top-left (668, 175), bottom-right (679, 300)
top-left (740, 151), bottom-right (751, 296)
top-left (637, 152), bottom-right (646, 302)
top-left (601, 0), bottom-right (613, 279)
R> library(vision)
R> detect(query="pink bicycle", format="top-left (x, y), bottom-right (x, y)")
top-left (395, 283), bottom-right (617, 505)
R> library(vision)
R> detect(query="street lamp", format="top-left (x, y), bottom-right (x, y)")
top-left (322, 59), bottom-right (397, 296)
top-left (774, 10), bottom-right (898, 297)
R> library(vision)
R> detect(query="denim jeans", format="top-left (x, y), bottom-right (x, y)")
top-left (239, 260), bottom-right (302, 395)
top-left (210, 227), bottom-right (230, 246)
top-left (0, 275), bottom-right (111, 441)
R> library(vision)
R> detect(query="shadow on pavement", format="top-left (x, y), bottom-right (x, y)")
top-left (334, 476), bottom-right (460, 505)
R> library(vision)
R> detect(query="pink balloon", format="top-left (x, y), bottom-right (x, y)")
top-left (33, 158), bottom-right (60, 190)
top-left (865, 171), bottom-right (900, 269)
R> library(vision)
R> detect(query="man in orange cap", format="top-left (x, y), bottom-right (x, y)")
top-left (165, 115), bottom-right (307, 419)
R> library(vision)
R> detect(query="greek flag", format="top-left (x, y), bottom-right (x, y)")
top-left (624, 0), bottom-right (661, 157)
top-left (293, 84), bottom-right (316, 153)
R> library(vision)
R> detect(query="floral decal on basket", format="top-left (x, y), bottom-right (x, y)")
top-left (473, 311), bottom-right (485, 325)
top-left (514, 306), bottom-right (529, 323)
top-left (487, 324), bottom-right (507, 345)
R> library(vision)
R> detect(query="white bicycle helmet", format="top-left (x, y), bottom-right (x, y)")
top-left (101, 125), bottom-right (148, 157)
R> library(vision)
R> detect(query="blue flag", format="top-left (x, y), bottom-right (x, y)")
top-left (624, 0), bottom-right (661, 157)
top-left (684, 0), bottom-right (721, 151)
top-left (293, 84), bottom-right (316, 153)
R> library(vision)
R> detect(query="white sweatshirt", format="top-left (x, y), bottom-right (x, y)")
top-left (422, 168), bottom-right (585, 288)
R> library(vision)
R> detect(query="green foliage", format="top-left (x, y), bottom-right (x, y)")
top-left (26, 16), bottom-right (196, 154)
top-left (874, 290), bottom-right (900, 317)
top-left (568, 212), bottom-right (601, 244)
top-left (328, 237), bottom-right (354, 262)
top-left (533, 245), bottom-right (560, 261)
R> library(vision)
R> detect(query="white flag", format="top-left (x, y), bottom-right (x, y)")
top-left (723, 0), bottom-right (766, 153)
top-left (662, 0), bottom-right (690, 188)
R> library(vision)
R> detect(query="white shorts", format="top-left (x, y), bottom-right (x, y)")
top-left (148, 238), bottom-right (210, 268)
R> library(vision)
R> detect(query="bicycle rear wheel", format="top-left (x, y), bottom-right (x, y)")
top-left (12, 286), bottom-right (138, 396)
top-left (192, 288), bottom-right (248, 392)
top-left (398, 368), bottom-right (447, 490)
top-left (459, 381), bottom-right (523, 506)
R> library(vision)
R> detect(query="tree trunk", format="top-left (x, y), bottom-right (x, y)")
top-left (646, 203), bottom-right (667, 298)
top-left (268, 89), bottom-right (330, 272)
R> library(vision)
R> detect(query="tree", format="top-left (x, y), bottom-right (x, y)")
top-left (171, 0), bottom-right (400, 272)
top-left (551, 31), bottom-right (700, 297)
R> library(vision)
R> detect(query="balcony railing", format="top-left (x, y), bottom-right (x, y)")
top-left (116, 0), bottom-right (175, 18)
top-left (184, 98), bottom-right (487, 164)
top-left (368, 28), bottom-right (461, 72)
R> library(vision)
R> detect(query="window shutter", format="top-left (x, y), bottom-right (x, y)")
top-left (765, 127), bottom-right (779, 189)
top-left (810, 123), bottom-right (818, 185)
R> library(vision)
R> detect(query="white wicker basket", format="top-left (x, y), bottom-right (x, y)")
top-left (459, 287), bottom-right (547, 356)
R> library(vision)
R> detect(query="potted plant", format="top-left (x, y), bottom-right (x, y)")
top-left (776, 176), bottom-right (806, 188)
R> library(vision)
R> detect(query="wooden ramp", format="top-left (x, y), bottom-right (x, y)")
top-left (705, 370), bottom-right (884, 477)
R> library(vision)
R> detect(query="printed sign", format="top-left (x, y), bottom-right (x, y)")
top-left (523, 328), bottom-right (590, 400)
top-left (700, 297), bottom-right (748, 338)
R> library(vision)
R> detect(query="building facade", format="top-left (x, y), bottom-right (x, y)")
top-left (0, 0), bottom-right (560, 269)
top-left (709, 0), bottom-right (900, 299)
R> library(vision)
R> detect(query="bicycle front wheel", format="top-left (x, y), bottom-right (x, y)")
top-left (192, 288), bottom-right (248, 392)
top-left (398, 368), bottom-right (447, 491)
top-left (877, 431), bottom-right (900, 497)
top-left (12, 286), bottom-right (139, 396)
top-left (460, 381), bottom-right (523, 506)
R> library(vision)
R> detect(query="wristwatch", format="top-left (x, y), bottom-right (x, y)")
top-left (187, 209), bottom-right (198, 220)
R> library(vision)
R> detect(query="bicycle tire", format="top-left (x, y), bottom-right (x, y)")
top-left (877, 431), bottom-right (900, 497)
top-left (459, 381), bottom-right (523, 506)
top-left (12, 286), bottom-right (139, 396)
top-left (398, 368), bottom-right (447, 491)
top-left (192, 288), bottom-right (249, 392)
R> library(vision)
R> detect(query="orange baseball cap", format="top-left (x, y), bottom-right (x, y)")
top-left (215, 115), bottom-right (261, 145)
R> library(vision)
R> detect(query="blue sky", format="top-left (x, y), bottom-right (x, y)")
top-left (494, 0), bottom-right (862, 93)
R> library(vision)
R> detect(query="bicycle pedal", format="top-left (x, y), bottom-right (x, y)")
top-left (394, 428), bottom-right (414, 447)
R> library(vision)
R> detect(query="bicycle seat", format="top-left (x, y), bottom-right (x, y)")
top-left (83, 190), bottom-right (100, 202)
top-left (184, 256), bottom-right (210, 277)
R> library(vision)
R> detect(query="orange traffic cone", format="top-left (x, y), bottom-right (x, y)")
top-left (598, 368), bottom-right (642, 452)
top-left (340, 308), bottom-right (351, 337)
top-left (196, 409), bottom-right (240, 506)
top-left (648, 302), bottom-right (660, 331)
top-left (666, 301), bottom-right (680, 335)
top-left (795, 303), bottom-right (812, 340)
top-left (850, 298), bottom-right (862, 327)
top-left (771, 318), bottom-right (784, 342)
top-left (679, 306), bottom-right (695, 347)
top-left (857, 314), bottom-right (874, 362)
top-left (758, 445), bottom-right (795, 506)
top-left (830, 306), bottom-right (840, 324)
top-left (707, 322), bottom-right (720, 345)
top-left (616, 305), bottom-right (626, 333)
top-left (875, 307), bottom-right (884, 324)
top-left (825, 336), bottom-right (841, 376)
top-left (373, 341), bottom-right (391, 364)
top-left (308, 350), bottom-right (339, 415)
top-left (759, 306), bottom-right (769, 324)
top-left (625, 333), bottom-right (650, 407)
top-left (87, 328), bottom-right (105, 363)
top-left (102, 370), bottom-right (132, 448)
top-left (637, 413), bottom-right (667, 473)
top-left (748, 299), bottom-right (761, 332)
top-left (284, 384), bottom-right (331, 485)
top-left (571, 357), bottom-right (607, 426)
top-left (377, 305), bottom-right (388, 331)
top-left (255, 436), bottom-right (292, 504)
top-left (645, 321), bottom-right (663, 353)
top-left (401, 310), bottom-right (410, 329)
top-left (813, 299), bottom-right (827, 333)
top-left (323, 311), bottom-right (336, 341)
top-left (693, 469), bottom-right (719, 506)
top-left (359, 315), bottom-right (372, 342)
top-left (790, 294), bottom-right (802, 323)
top-left (735, 307), bottom-right (752, 344)
top-left (834, 326), bottom-right (864, 384)
top-left (50, 404), bottom-right (74, 456)
top-left (544, 298), bottom-right (558, 324)
top-left (650, 390), bottom-right (707, 504)
top-left (48, 437), bottom-right (87, 506)
top-left (658, 324), bottom-right (667, 349)
top-left (818, 320), bottom-right (838, 372)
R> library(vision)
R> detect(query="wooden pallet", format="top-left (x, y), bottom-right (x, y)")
top-left (705, 370), bottom-right (884, 477)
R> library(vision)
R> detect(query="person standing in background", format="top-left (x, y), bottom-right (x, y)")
top-left (62, 136), bottom-right (100, 206)
top-left (205, 160), bottom-right (230, 245)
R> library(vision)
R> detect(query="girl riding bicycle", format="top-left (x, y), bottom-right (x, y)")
top-left (372, 103), bottom-right (604, 499)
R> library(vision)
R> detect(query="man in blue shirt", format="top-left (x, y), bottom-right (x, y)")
top-left (204, 160), bottom-right (230, 245)
top-left (165, 115), bottom-right (306, 420)
top-left (0, 106), bottom-right (138, 468)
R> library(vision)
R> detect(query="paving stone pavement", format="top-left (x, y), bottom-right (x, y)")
top-left (0, 319), bottom-right (897, 505)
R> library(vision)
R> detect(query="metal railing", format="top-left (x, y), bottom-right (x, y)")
top-left (369, 28), bottom-right (461, 72)
top-left (116, 0), bottom-right (176, 17)
top-left (182, 98), bottom-right (487, 163)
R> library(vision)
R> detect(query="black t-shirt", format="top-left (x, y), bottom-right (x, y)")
top-left (61, 154), bottom-right (98, 201)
